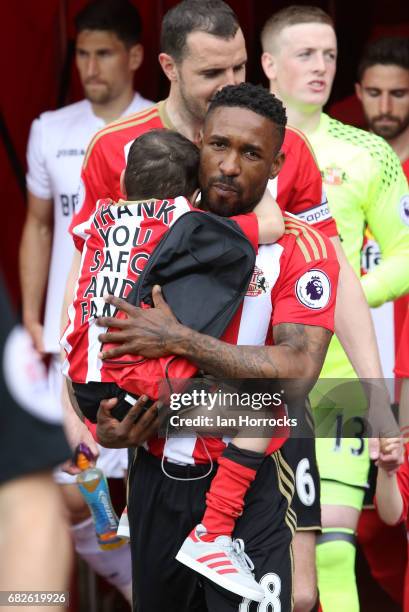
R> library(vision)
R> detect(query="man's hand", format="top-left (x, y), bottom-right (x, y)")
top-left (96, 396), bottom-right (163, 448)
top-left (97, 286), bottom-right (182, 360)
top-left (25, 320), bottom-right (45, 355)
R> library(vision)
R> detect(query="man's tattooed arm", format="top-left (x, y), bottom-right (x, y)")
top-left (97, 293), bottom-right (331, 393)
top-left (172, 322), bottom-right (332, 387)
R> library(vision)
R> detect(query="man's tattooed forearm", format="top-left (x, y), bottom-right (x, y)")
top-left (181, 334), bottom-right (279, 378)
top-left (274, 323), bottom-right (332, 370)
top-left (178, 323), bottom-right (332, 380)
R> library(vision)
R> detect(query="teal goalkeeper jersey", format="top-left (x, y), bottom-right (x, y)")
top-left (307, 113), bottom-right (409, 378)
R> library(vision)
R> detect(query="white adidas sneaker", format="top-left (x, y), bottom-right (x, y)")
top-left (175, 524), bottom-right (264, 602)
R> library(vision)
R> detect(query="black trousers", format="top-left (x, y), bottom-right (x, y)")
top-left (281, 399), bottom-right (321, 531)
top-left (128, 448), bottom-right (295, 612)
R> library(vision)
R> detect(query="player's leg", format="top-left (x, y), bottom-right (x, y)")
top-left (191, 440), bottom-right (267, 540)
top-left (316, 480), bottom-right (364, 612)
top-left (176, 440), bottom-right (267, 602)
top-left (0, 330), bottom-right (73, 600)
top-left (128, 448), bottom-right (212, 612)
top-left (313, 382), bottom-right (369, 612)
top-left (173, 382), bottom-right (271, 550)
top-left (314, 437), bottom-right (366, 612)
top-left (281, 403), bottom-right (321, 612)
top-left (0, 472), bottom-right (72, 601)
top-left (203, 450), bottom-right (295, 612)
top-left (293, 534), bottom-right (318, 612)
top-left (174, 386), bottom-right (277, 598)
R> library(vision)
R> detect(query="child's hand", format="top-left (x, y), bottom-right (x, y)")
top-left (377, 437), bottom-right (404, 475)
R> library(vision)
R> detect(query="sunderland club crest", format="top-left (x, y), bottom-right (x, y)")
top-left (247, 266), bottom-right (268, 296)
top-left (321, 166), bottom-right (347, 186)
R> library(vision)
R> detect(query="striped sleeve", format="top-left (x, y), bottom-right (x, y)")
top-left (69, 105), bottom-right (163, 235)
top-left (271, 217), bottom-right (339, 331)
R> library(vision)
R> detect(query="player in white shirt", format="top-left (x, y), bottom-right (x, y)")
top-left (19, 0), bottom-right (152, 603)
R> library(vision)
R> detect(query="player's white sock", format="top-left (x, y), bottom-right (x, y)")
top-left (71, 517), bottom-right (132, 603)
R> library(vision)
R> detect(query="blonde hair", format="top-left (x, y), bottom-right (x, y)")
top-left (261, 5), bottom-right (334, 53)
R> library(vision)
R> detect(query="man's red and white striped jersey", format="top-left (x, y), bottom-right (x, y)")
top-left (62, 196), bottom-right (259, 390)
top-left (146, 214), bottom-right (339, 465)
top-left (68, 100), bottom-right (339, 465)
top-left (70, 102), bottom-right (338, 239)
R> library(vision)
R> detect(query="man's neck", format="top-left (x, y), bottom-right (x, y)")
top-left (283, 104), bottom-right (322, 135)
top-left (164, 85), bottom-right (203, 145)
top-left (386, 125), bottom-right (409, 163)
top-left (270, 88), bottom-right (322, 134)
top-left (91, 87), bottom-right (135, 124)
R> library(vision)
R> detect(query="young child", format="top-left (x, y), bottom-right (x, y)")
top-left (377, 308), bottom-right (409, 611)
top-left (375, 437), bottom-right (407, 608)
top-left (62, 128), bottom-right (285, 602)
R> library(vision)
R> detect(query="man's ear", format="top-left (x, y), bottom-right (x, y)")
top-left (269, 151), bottom-right (285, 180)
top-left (129, 43), bottom-right (144, 72)
top-left (119, 169), bottom-right (126, 197)
top-left (159, 52), bottom-right (179, 82)
top-left (355, 82), bottom-right (363, 102)
top-left (190, 188), bottom-right (201, 205)
top-left (197, 129), bottom-right (204, 148)
top-left (261, 51), bottom-right (277, 81)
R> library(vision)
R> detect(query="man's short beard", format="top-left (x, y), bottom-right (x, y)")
top-left (179, 79), bottom-right (207, 124)
top-left (368, 113), bottom-right (409, 140)
top-left (84, 87), bottom-right (112, 106)
top-left (200, 188), bottom-right (260, 217)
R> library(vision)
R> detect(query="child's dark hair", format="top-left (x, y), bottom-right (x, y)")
top-left (125, 129), bottom-right (199, 200)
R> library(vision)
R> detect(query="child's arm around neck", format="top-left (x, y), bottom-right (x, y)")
top-left (252, 189), bottom-right (284, 244)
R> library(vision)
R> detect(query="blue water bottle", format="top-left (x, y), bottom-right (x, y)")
top-left (75, 444), bottom-right (126, 550)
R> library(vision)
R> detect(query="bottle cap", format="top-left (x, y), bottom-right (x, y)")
top-left (75, 443), bottom-right (95, 470)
